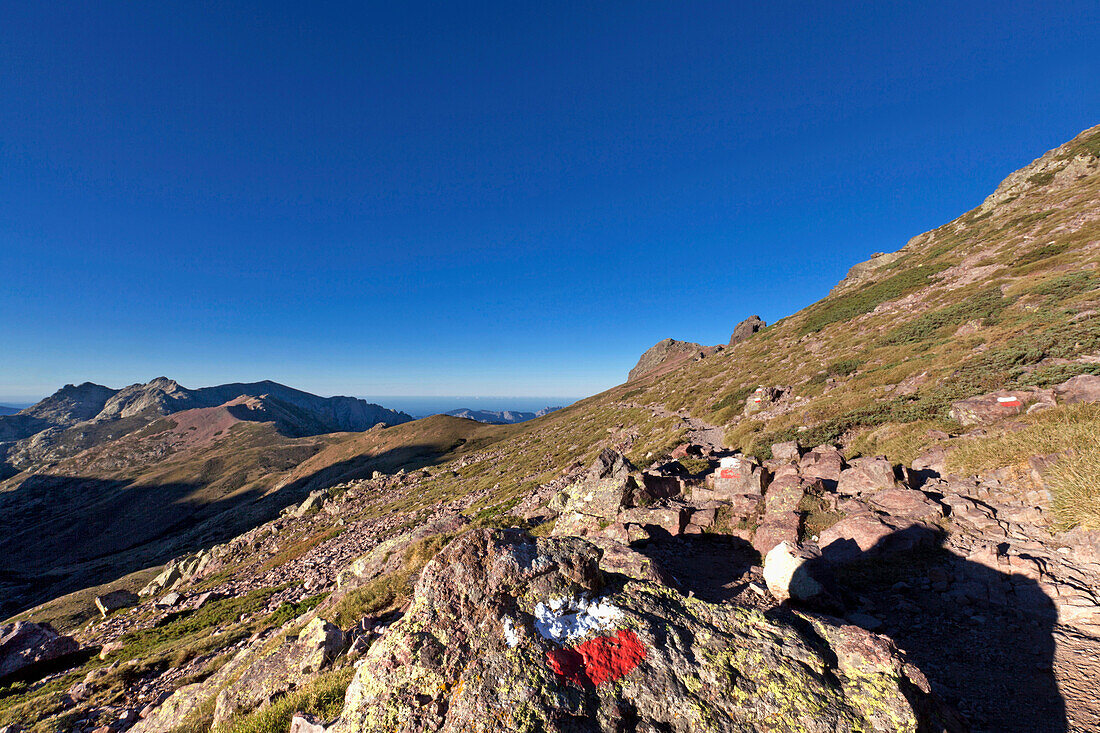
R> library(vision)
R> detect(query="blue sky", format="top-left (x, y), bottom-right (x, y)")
top-left (2, 1), bottom-right (1098, 403)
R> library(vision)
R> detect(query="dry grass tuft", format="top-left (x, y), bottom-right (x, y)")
top-left (946, 403), bottom-right (1100, 529)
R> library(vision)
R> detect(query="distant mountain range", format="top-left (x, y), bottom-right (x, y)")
top-left (444, 406), bottom-right (562, 424)
top-left (0, 405), bottom-right (21, 416)
top-left (0, 378), bottom-right (415, 615)
top-left (0, 377), bottom-right (413, 471)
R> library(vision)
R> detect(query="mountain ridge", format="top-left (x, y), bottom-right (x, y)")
top-left (443, 406), bottom-right (561, 424)
top-left (0, 378), bottom-right (413, 472)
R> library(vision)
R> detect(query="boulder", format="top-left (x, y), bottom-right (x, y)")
top-left (819, 515), bottom-right (936, 565)
top-left (763, 475), bottom-right (808, 514)
top-left (639, 471), bottom-right (683, 500)
top-left (94, 590), bottom-right (138, 618)
top-left (294, 489), bottom-right (329, 517)
top-left (1054, 374), bottom-right (1100, 404)
top-left (291, 713), bottom-right (329, 733)
top-left (763, 541), bottom-right (824, 603)
top-left (212, 617), bottom-right (346, 725)
top-left (729, 315), bottom-right (765, 346)
top-left (617, 506), bottom-right (687, 538)
top-left (771, 440), bottom-right (803, 462)
top-left (910, 447), bottom-right (948, 484)
top-left (588, 538), bottom-right (674, 585)
top-left (949, 388), bottom-right (1056, 426)
top-left (836, 457), bottom-right (901, 496)
top-left (557, 450), bottom-right (640, 521)
top-left (799, 446), bottom-right (845, 485)
top-left (708, 456), bottom-right (766, 497)
top-left (867, 489), bottom-right (943, 521)
top-left (819, 514), bottom-right (894, 563)
top-left (753, 511), bottom-right (801, 555)
top-left (0, 621), bottom-right (80, 682)
top-left (328, 528), bottom-right (947, 733)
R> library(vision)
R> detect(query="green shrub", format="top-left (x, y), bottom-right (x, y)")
top-left (798, 264), bottom-right (947, 335)
top-left (1016, 241), bottom-right (1069, 266)
top-left (677, 457), bottom-right (711, 475)
top-left (880, 288), bottom-right (1010, 345)
top-left (1017, 363), bottom-right (1100, 387)
top-left (1027, 170), bottom-right (1056, 187)
top-left (1026, 272), bottom-right (1098, 300)
top-left (711, 386), bottom-right (753, 413)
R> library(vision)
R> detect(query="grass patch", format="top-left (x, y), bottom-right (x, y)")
top-left (711, 386), bottom-right (753, 413)
top-left (1017, 363), bottom-right (1100, 388)
top-left (945, 403), bottom-right (1100, 529)
top-left (1017, 241), bottom-right (1070, 267)
top-left (1025, 272), bottom-right (1098, 301)
top-left (325, 534), bottom-right (453, 628)
top-left (214, 665), bottom-right (353, 733)
top-left (798, 492), bottom-right (845, 541)
top-left (677, 457), bottom-right (711, 476)
top-left (880, 288), bottom-right (1010, 346)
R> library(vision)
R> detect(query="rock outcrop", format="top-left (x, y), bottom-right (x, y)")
top-left (628, 339), bottom-right (712, 381)
top-left (728, 315), bottom-right (765, 346)
top-left (330, 528), bottom-right (949, 732)
top-left (0, 622), bottom-right (80, 683)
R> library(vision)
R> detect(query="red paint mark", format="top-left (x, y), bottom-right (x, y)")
top-left (998, 399), bottom-right (1022, 407)
top-left (546, 629), bottom-right (646, 687)
top-left (719, 469), bottom-right (740, 479)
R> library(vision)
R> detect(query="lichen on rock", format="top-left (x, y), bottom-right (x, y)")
top-left (328, 528), bottom-right (952, 732)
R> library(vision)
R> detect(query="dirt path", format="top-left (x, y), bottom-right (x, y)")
top-left (628, 403), bottom-right (726, 452)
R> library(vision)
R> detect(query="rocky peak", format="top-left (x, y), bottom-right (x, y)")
top-left (728, 315), bottom-right (765, 346)
top-left (21, 382), bottom-right (117, 424)
top-left (627, 338), bottom-right (709, 382)
top-left (980, 123), bottom-right (1100, 212)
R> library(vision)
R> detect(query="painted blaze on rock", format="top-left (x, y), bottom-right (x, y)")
top-left (546, 628), bottom-right (646, 686)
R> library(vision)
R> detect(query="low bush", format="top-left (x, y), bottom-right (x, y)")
top-left (798, 263), bottom-right (947, 335)
top-left (880, 288), bottom-right (1010, 346)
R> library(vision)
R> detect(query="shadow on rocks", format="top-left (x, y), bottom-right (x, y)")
top-left (634, 533), bottom-right (759, 603)
top-left (790, 525), bottom-right (1063, 733)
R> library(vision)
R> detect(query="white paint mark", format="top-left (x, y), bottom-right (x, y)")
top-left (534, 596), bottom-right (622, 645)
top-left (502, 617), bottom-right (521, 648)
top-left (997, 396), bottom-right (1022, 404)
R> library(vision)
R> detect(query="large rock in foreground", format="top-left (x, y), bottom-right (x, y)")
top-left (331, 529), bottom-right (952, 733)
top-left (0, 621), bottom-right (80, 682)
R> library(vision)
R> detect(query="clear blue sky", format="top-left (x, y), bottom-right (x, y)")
top-left (2, 1), bottom-right (1098, 403)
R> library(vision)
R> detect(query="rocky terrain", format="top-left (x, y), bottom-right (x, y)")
top-left (2, 124), bottom-right (1100, 732)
